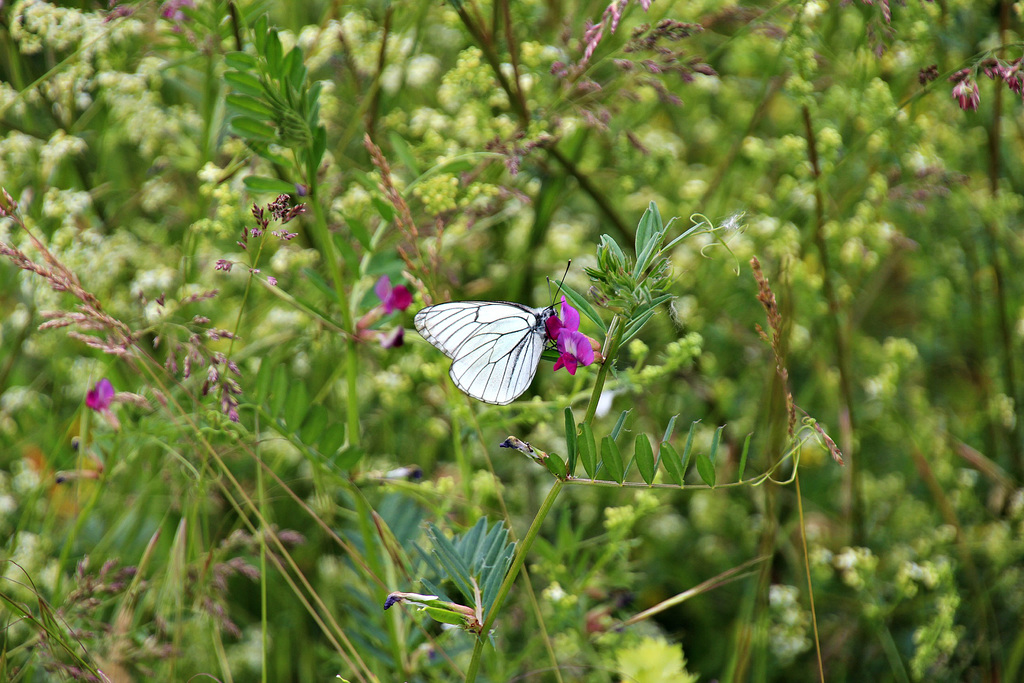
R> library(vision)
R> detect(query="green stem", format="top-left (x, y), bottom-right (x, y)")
top-left (464, 479), bottom-right (565, 682)
top-left (582, 315), bottom-right (624, 426)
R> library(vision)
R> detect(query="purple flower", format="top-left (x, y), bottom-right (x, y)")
top-left (86, 378), bottom-right (114, 411)
top-left (547, 296), bottom-right (595, 375)
top-left (374, 275), bottom-right (413, 314)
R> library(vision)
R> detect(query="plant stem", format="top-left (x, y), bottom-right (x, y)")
top-left (464, 479), bottom-right (565, 682)
top-left (802, 105), bottom-right (859, 543)
top-left (582, 315), bottom-right (624, 427)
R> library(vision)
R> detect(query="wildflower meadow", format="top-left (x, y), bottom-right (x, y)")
top-left (2, 0), bottom-right (1024, 681)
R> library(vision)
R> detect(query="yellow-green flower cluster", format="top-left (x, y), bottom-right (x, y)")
top-left (413, 173), bottom-right (459, 215)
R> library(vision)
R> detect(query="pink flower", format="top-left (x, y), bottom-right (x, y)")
top-left (374, 275), bottom-right (413, 314)
top-left (86, 378), bottom-right (114, 411)
top-left (379, 326), bottom-right (405, 349)
top-left (547, 296), bottom-right (595, 375)
top-left (86, 378), bottom-right (120, 430)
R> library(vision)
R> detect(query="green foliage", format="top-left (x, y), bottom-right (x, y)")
top-left (1, 0), bottom-right (1024, 681)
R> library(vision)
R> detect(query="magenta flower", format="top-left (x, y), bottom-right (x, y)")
top-left (86, 378), bottom-right (114, 411)
top-left (547, 296), bottom-right (595, 375)
top-left (374, 275), bottom-right (413, 314)
top-left (86, 378), bottom-right (120, 430)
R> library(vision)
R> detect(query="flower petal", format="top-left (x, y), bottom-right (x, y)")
top-left (374, 275), bottom-right (392, 304)
top-left (559, 295), bottom-right (580, 331)
top-left (390, 285), bottom-right (413, 312)
top-left (86, 378), bottom-right (115, 411)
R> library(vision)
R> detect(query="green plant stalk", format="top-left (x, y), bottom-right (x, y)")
top-left (582, 315), bottom-right (624, 427)
top-left (306, 178), bottom-right (361, 448)
top-left (464, 479), bottom-right (565, 683)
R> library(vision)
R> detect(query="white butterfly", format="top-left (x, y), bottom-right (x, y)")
top-left (414, 301), bottom-right (556, 405)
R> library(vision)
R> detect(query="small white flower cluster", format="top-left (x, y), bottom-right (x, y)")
top-left (768, 584), bottom-right (812, 664)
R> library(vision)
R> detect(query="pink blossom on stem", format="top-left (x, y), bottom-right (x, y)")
top-left (374, 275), bottom-right (413, 314)
top-left (951, 79), bottom-right (980, 111)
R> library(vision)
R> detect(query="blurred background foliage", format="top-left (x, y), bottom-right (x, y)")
top-left (1, 0), bottom-right (1024, 681)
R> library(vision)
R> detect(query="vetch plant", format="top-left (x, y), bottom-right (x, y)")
top-left (388, 202), bottom-right (841, 682)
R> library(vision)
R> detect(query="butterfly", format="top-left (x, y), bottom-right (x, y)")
top-left (414, 301), bottom-right (556, 405)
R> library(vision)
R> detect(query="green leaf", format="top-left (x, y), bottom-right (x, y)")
top-left (710, 425), bottom-right (724, 464)
top-left (660, 441), bottom-right (685, 485)
top-left (559, 284), bottom-right (607, 332)
top-left (634, 434), bottom-right (656, 484)
top-left (253, 15), bottom-right (269, 52)
top-left (579, 423), bottom-right (597, 477)
top-left (269, 365), bottom-right (289, 418)
top-left (226, 93), bottom-right (274, 119)
top-left (661, 415), bottom-right (679, 446)
top-left (333, 445), bottom-right (364, 470)
top-left (284, 47), bottom-right (307, 88)
top-left (610, 409), bottom-right (630, 441)
top-left (300, 404), bottom-right (328, 444)
top-left (695, 452), bottom-right (716, 487)
top-left (371, 195), bottom-right (396, 222)
top-left (620, 309), bottom-right (656, 346)
top-left (254, 358), bottom-right (274, 404)
top-left (223, 70), bottom-right (265, 98)
top-left (243, 175), bottom-right (295, 195)
top-left (564, 407), bottom-right (577, 476)
top-left (318, 422), bottom-right (346, 458)
top-left (634, 201), bottom-right (664, 258)
top-left (601, 436), bottom-right (625, 484)
top-left (388, 132), bottom-right (422, 176)
top-left (543, 452), bottom-right (566, 479)
top-left (680, 420), bottom-right (699, 479)
top-left (301, 267), bottom-right (336, 299)
top-left (423, 606), bottom-right (469, 626)
top-left (224, 52), bottom-right (258, 71)
top-left (344, 215), bottom-right (372, 250)
top-left (284, 382), bottom-right (308, 430)
top-left (230, 116), bottom-right (277, 141)
top-left (264, 30), bottom-right (283, 76)
top-left (737, 432), bottom-right (752, 481)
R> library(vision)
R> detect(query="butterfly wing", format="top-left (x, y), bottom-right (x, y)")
top-left (415, 301), bottom-right (554, 405)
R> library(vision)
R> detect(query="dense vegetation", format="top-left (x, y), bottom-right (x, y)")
top-left (2, 0), bottom-right (1023, 681)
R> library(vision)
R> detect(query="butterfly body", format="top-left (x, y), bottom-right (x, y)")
top-left (414, 301), bottom-right (556, 405)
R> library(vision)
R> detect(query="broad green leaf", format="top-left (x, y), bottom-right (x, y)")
top-left (696, 452), bottom-right (716, 487)
top-left (660, 441), bottom-right (685, 485)
top-left (243, 175), bottom-right (295, 195)
top-left (634, 434), bottom-right (656, 484)
top-left (564, 407), bottom-right (577, 475)
top-left (579, 423), bottom-right (597, 477)
top-left (601, 436), bottom-right (625, 484)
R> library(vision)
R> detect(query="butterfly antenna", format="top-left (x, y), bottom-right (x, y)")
top-left (549, 260), bottom-right (571, 306)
